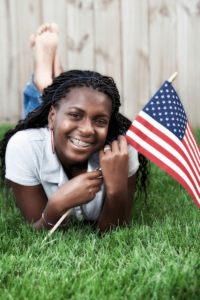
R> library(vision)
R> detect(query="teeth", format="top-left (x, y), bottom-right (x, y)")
top-left (70, 138), bottom-right (91, 147)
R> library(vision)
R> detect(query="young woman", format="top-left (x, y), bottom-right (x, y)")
top-left (0, 25), bottom-right (148, 233)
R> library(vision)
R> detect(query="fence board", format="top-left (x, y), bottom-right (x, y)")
top-left (0, 0), bottom-right (19, 123)
top-left (149, 0), bottom-right (177, 97)
top-left (121, 0), bottom-right (149, 121)
top-left (177, 0), bottom-right (200, 127)
top-left (94, 0), bottom-right (123, 112)
top-left (67, 0), bottom-right (94, 70)
top-left (16, 0), bottom-right (42, 120)
top-left (42, 0), bottom-right (68, 71)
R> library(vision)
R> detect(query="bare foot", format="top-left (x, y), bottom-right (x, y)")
top-left (29, 23), bottom-right (51, 53)
top-left (29, 23), bottom-right (63, 86)
top-left (51, 23), bottom-right (64, 77)
top-left (29, 34), bottom-right (35, 51)
top-left (32, 23), bottom-right (58, 93)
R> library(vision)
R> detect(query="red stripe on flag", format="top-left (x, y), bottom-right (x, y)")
top-left (125, 135), bottom-right (200, 208)
top-left (131, 116), bottom-right (199, 179)
top-left (182, 135), bottom-right (199, 178)
top-left (187, 122), bottom-right (200, 154)
top-left (127, 125), bottom-right (199, 196)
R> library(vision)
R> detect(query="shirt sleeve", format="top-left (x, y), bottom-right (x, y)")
top-left (128, 144), bottom-right (140, 177)
top-left (5, 131), bottom-right (40, 186)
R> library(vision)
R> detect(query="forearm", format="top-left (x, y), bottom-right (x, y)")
top-left (33, 195), bottom-right (69, 231)
top-left (98, 189), bottom-right (129, 233)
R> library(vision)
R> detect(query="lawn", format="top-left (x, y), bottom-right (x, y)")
top-left (1, 125), bottom-right (200, 300)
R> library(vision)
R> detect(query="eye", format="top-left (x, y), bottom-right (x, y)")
top-left (69, 113), bottom-right (80, 118)
top-left (96, 119), bottom-right (106, 124)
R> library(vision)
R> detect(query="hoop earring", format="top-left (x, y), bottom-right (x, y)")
top-left (51, 128), bottom-right (55, 154)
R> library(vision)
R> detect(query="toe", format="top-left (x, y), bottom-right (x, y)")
top-left (45, 23), bottom-right (51, 31)
top-left (29, 34), bottom-right (36, 47)
top-left (51, 23), bottom-right (59, 34)
top-left (37, 24), bottom-right (45, 35)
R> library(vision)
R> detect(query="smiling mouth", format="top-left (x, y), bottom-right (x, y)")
top-left (69, 138), bottom-right (92, 148)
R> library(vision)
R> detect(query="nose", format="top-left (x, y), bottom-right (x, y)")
top-left (78, 118), bottom-right (94, 136)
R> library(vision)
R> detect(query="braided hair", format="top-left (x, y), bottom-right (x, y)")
top-left (0, 70), bottom-right (149, 201)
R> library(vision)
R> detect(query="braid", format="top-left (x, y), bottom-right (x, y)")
top-left (0, 70), bottom-right (149, 203)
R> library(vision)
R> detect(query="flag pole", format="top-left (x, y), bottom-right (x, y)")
top-left (168, 72), bottom-right (178, 84)
top-left (42, 71), bottom-right (179, 244)
top-left (42, 167), bottom-right (102, 244)
top-left (42, 208), bottom-right (72, 243)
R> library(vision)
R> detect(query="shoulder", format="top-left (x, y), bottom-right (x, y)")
top-left (6, 127), bottom-right (48, 165)
top-left (127, 143), bottom-right (138, 157)
top-left (5, 127), bottom-right (48, 185)
top-left (127, 143), bottom-right (140, 177)
top-left (7, 127), bottom-right (47, 149)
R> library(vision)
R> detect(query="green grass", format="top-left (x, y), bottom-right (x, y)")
top-left (1, 125), bottom-right (200, 300)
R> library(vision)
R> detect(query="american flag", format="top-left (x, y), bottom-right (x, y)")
top-left (125, 81), bottom-right (200, 208)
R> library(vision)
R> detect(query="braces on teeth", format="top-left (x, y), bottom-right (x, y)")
top-left (70, 138), bottom-right (90, 146)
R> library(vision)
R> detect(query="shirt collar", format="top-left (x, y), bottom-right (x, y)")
top-left (40, 128), bottom-right (64, 184)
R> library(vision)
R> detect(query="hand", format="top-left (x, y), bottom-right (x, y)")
top-left (99, 135), bottom-right (129, 195)
top-left (50, 169), bottom-right (103, 214)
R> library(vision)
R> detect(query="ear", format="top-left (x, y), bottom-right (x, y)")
top-left (48, 106), bottom-right (56, 129)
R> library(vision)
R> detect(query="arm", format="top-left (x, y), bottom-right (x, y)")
top-left (98, 173), bottom-right (136, 232)
top-left (10, 169), bottom-right (103, 231)
top-left (10, 182), bottom-right (61, 230)
top-left (98, 135), bottom-right (136, 232)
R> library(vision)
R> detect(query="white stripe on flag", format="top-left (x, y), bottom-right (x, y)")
top-left (127, 129), bottom-right (200, 204)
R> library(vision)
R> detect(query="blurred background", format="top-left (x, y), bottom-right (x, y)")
top-left (1, 0), bottom-right (200, 126)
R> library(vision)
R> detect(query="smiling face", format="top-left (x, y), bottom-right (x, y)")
top-left (48, 86), bottom-right (112, 168)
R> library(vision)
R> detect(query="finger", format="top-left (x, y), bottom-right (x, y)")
top-left (111, 140), bottom-right (120, 152)
top-left (92, 185), bottom-right (101, 194)
top-left (103, 145), bottom-right (112, 154)
top-left (118, 135), bottom-right (128, 152)
top-left (90, 178), bottom-right (103, 186)
top-left (87, 169), bottom-right (102, 179)
top-left (99, 149), bottom-right (105, 161)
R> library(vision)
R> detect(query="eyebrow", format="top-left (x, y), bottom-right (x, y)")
top-left (68, 106), bottom-right (109, 118)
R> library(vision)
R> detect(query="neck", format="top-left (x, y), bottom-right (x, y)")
top-left (63, 160), bottom-right (88, 179)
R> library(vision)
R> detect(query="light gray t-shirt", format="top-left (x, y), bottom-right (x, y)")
top-left (5, 127), bottom-right (139, 221)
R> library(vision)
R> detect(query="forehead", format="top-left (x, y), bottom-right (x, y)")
top-left (59, 87), bottom-right (112, 114)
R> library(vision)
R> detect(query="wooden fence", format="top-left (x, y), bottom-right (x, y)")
top-left (1, 0), bottom-right (200, 126)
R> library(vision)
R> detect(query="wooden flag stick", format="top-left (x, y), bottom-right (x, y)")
top-left (168, 72), bottom-right (178, 84)
top-left (42, 208), bottom-right (72, 244)
top-left (42, 167), bottom-right (102, 244)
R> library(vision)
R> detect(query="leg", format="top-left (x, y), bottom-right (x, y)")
top-left (24, 23), bottom-right (62, 118)
top-left (29, 23), bottom-right (63, 83)
top-left (33, 23), bottom-right (59, 93)
top-left (51, 23), bottom-right (64, 77)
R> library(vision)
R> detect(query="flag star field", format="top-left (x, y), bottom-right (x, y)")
top-left (143, 81), bottom-right (187, 141)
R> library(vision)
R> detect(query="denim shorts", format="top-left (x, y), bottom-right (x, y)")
top-left (23, 74), bottom-right (43, 118)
